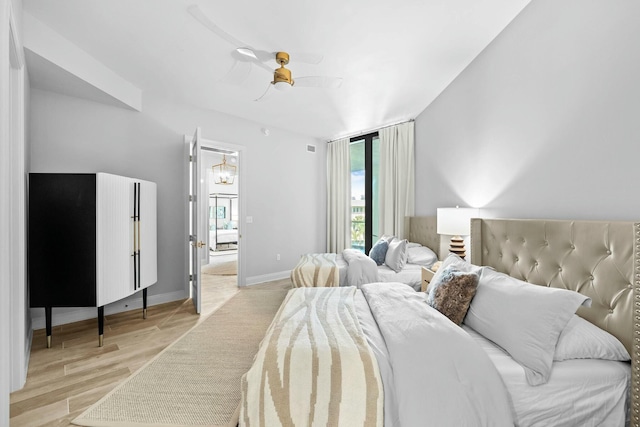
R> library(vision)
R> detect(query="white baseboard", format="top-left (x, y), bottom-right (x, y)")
top-left (244, 270), bottom-right (291, 287)
top-left (11, 327), bottom-right (32, 392)
top-left (30, 289), bottom-right (189, 331)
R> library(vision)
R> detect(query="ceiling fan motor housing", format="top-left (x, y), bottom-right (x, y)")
top-left (275, 51), bottom-right (290, 65)
top-left (273, 67), bottom-right (294, 85)
top-left (273, 52), bottom-right (294, 86)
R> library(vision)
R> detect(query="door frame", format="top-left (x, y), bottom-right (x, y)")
top-left (4, 0), bottom-right (28, 396)
top-left (184, 133), bottom-right (246, 297)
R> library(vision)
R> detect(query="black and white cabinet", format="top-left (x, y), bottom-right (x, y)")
top-left (28, 173), bottom-right (157, 347)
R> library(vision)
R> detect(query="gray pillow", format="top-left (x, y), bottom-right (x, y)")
top-left (384, 239), bottom-right (408, 272)
top-left (464, 267), bottom-right (591, 386)
top-left (368, 240), bottom-right (389, 266)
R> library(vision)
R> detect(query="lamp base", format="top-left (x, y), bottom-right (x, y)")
top-left (449, 236), bottom-right (466, 259)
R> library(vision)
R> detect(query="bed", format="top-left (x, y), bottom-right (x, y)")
top-left (209, 193), bottom-right (238, 250)
top-left (291, 216), bottom-right (441, 290)
top-left (242, 217), bottom-right (638, 427)
top-left (209, 227), bottom-right (237, 248)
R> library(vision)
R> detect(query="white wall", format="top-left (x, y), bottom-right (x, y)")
top-left (414, 0), bottom-right (640, 221)
top-left (29, 88), bottom-right (326, 326)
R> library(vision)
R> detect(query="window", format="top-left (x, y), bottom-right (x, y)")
top-left (350, 133), bottom-right (379, 253)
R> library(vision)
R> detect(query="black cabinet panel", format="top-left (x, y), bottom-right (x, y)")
top-left (28, 174), bottom-right (97, 308)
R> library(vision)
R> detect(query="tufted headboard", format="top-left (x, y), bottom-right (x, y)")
top-left (404, 216), bottom-right (441, 258)
top-left (470, 218), bottom-right (639, 427)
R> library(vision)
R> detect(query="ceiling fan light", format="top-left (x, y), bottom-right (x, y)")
top-left (274, 81), bottom-right (292, 91)
top-left (236, 47), bottom-right (257, 60)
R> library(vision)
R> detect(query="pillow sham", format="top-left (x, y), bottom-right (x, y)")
top-left (426, 253), bottom-right (481, 294)
top-left (369, 240), bottom-right (389, 266)
top-left (379, 234), bottom-right (396, 244)
top-left (464, 267), bottom-right (591, 386)
top-left (406, 246), bottom-right (437, 268)
top-left (385, 238), bottom-right (408, 272)
top-left (554, 315), bottom-right (630, 361)
top-left (426, 267), bottom-right (478, 325)
top-left (407, 241), bottom-right (422, 249)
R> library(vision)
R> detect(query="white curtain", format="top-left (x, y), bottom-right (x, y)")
top-left (326, 138), bottom-right (351, 252)
top-left (379, 121), bottom-right (415, 239)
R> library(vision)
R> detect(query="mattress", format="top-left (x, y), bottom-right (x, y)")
top-left (462, 325), bottom-right (630, 427)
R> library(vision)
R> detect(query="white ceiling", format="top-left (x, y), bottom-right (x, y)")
top-left (23, 0), bottom-right (530, 141)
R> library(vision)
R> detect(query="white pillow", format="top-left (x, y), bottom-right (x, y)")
top-left (407, 241), bottom-right (422, 249)
top-left (406, 246), bottom-right (438, 268)
top-left (426, 254), bottom-right (481, 293)
top-left (385, 239), bottom-right (408, 273)
top-left (464, 267), bottom-right (591, 386)
top-left (554, 315), bottom-right (630, 361)
top-left (379, 234), bottom-right (396, 244)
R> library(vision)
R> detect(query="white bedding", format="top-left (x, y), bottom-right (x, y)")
top-left (335, 254), bottom-right (422, 290)
top-left (358, 283), bottom-right (514, 426)
top-left (242, 284), bottom-right (514, 426)
top-left (209, 228), bottom-right (237, 247)
top-left (463, 324), bottom-right (630, 427)
top-left (377, 263), bottom-right (422, 290)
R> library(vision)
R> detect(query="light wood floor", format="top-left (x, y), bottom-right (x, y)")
top-left (9, 273), bottom-right (292, 426)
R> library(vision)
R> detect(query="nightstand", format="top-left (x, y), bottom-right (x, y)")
top-left (421, 267), bottom-right (435, 292)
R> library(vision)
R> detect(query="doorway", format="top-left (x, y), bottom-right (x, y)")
top-left (186, 131), bottom-right (245, 315)
top-left (201, 150), bottom-right (238, 280)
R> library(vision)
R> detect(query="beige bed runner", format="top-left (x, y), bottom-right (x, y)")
top-left (240, 286), bottom-right (383, 426)
top-left (290, 253), bottom-right (339, 287)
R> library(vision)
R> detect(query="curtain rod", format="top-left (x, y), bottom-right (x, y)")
top-left (326, 119), bottom-right (414, 144)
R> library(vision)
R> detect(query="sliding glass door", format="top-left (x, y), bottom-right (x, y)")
top-left (350, 133), bottom-right (379, 254)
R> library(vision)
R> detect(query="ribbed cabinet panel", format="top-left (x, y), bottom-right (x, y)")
top-left (96, 173), bottom-right (135, 307)
top-left (138, 180), bottom-right (158, 289)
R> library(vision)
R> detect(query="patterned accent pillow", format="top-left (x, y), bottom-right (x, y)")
top-left (426, 267), bottom-right (479, 325)
top-left (368, 240), bottom-right (389, 265)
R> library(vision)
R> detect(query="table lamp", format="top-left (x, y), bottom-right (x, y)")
top-left (437, 207), bottom-right (479, 259)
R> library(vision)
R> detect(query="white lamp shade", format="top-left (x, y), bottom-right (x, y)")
top-left (437, 207), bottom-right (480, 236)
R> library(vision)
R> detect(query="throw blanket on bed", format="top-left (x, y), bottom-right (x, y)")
top-left (240, 287), bottom-right (383, 427)
top-left (360, 282), bottom-right (514, 426)
top-left (290, 253), bottom-right (339, 288)
top-left (342, 248), bottom-right (379, 286)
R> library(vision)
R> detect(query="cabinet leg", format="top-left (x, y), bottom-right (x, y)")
top-left (98, 306), bottom-right (104, 347)
top-left (45, 306), bottom-right (52, 348)
top-left (143, 288), bottom-right (148, 319)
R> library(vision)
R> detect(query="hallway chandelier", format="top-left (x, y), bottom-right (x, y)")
top-left (212, 155), bottom-right (236, 185)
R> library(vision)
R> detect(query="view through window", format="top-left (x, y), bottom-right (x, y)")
top-left (350, 133), bottom-right (379, 253)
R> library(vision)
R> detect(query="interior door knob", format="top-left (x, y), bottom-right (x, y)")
top-left (196, 241), bottom-right (205, 248)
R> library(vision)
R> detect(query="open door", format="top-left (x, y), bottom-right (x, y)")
top-left (189, 127), bottom-right (203, 314)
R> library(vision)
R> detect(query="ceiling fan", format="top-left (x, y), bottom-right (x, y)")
top-left (186, 5), bottom-right (343, 100)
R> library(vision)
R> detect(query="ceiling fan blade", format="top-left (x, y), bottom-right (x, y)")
top-left (187, 4), bottom-right (247, 48)
top-left (253, 60), bottom-right (274, 74)
top-left (295, 76), bottom-right (343, 89)
top-left (288, 52), bottom-right (324, 65)
top-left (218, 60), bottom-right (252, 85)
top-left (254, 83), bottom-right (274, 102)
top-left (253, 50), bottom-right (277, 63)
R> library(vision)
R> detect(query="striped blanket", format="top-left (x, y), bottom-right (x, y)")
top-left (240, 287), bottom-right (383, 427)
top-left (290, 253), bottom-right (339, 288)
